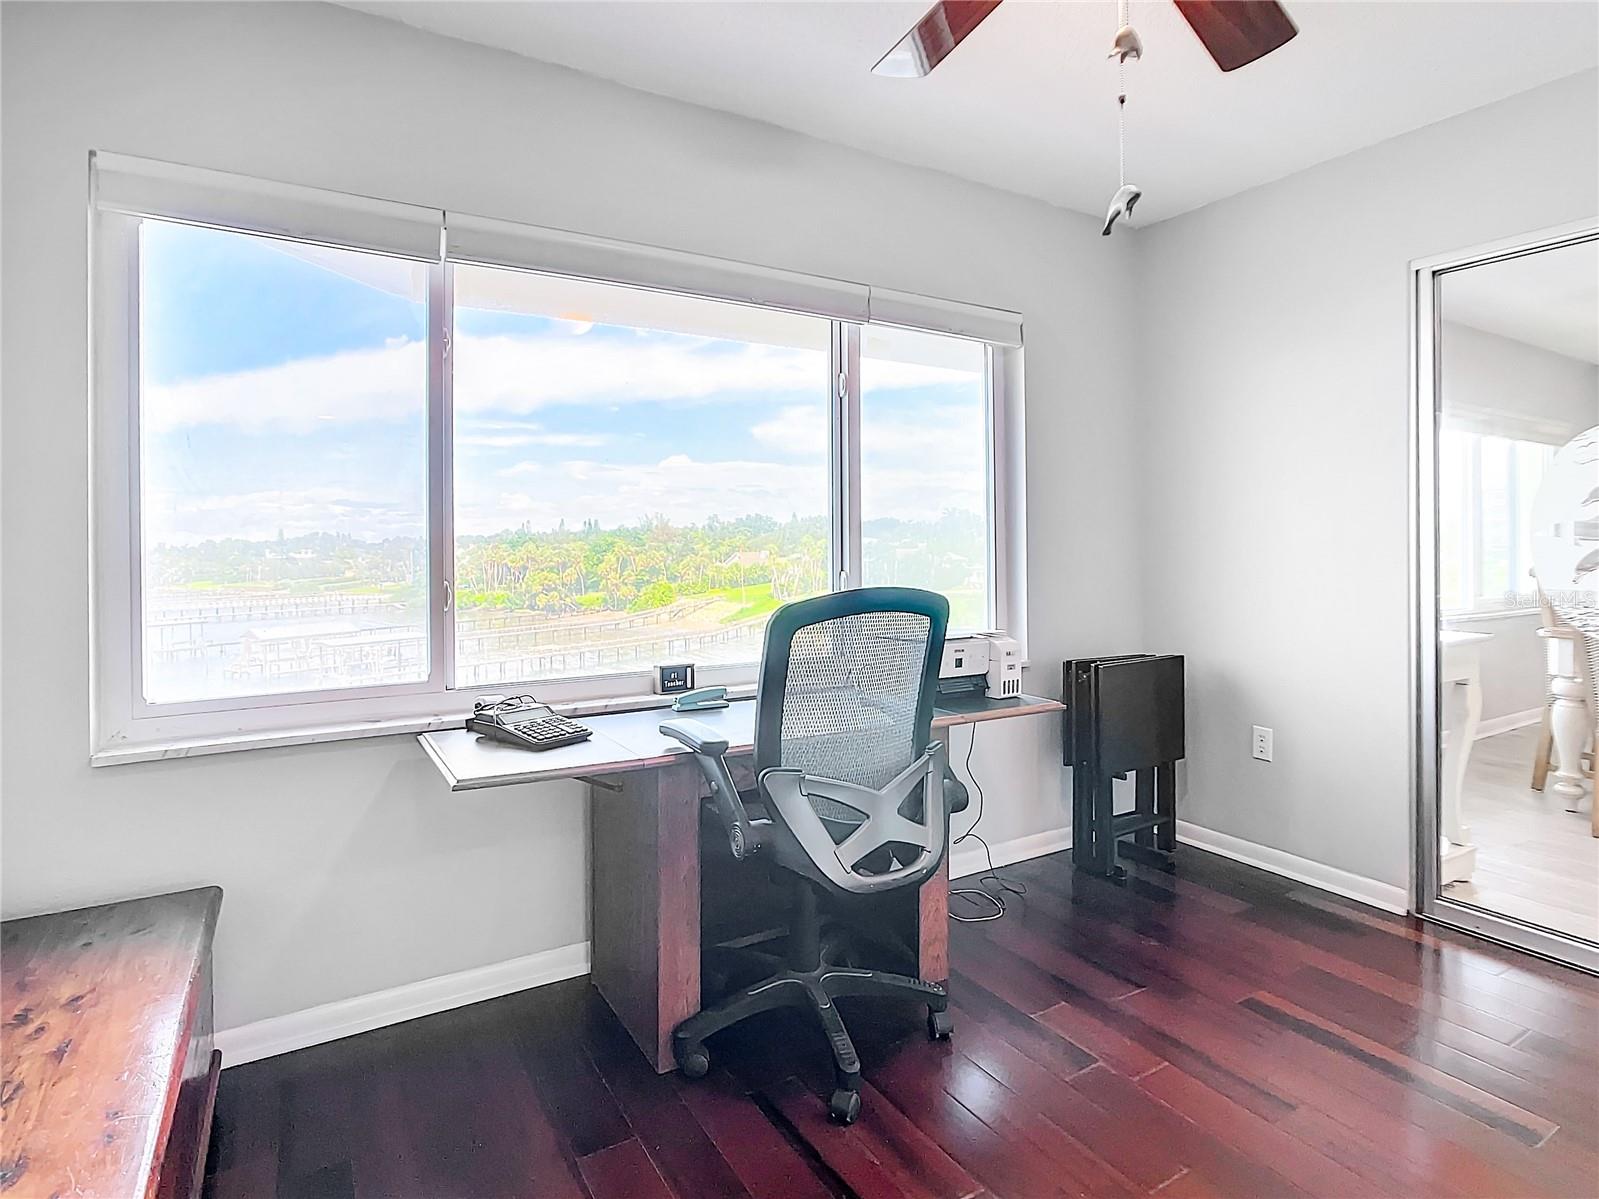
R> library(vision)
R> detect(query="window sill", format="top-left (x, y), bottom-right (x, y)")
top-left (1442, 605), bottom-right (1542, 625)
top-left (90, 684), bottom-right (759, 767)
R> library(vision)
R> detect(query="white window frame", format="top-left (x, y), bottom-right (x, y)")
top-left (89, 157), bottom-right (1026, 764)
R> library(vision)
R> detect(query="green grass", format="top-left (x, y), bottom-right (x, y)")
top-left (711, 582), bottom-right (781, 624)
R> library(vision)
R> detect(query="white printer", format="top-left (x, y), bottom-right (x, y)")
top-left (938, 633), bottom-right (1022, 699)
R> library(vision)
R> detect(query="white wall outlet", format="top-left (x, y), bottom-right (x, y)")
top-left (1252, 726), bottom-right (1274, 762)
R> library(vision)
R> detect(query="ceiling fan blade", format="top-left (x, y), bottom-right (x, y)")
top-left (872, 0), bottom-right (1003, 77)
top-left (1173, 1), bottom-right (1298, 72)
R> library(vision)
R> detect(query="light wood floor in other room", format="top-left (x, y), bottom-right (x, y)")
top-left (1445, 724), bottom-right (1599, 943)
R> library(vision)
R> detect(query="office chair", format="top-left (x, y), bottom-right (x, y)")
top-left (659, 587), bottom-right (963, 1124)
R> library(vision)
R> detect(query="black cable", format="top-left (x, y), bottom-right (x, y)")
top-left (949, 722), bottom-right (1027, 923)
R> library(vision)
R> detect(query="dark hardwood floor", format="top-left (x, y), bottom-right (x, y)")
top-left (203, 848), bottom-right (1599, 1199)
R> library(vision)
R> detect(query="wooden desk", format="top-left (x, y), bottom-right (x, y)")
top-left (1, 888), bottom-right (222, 1199)
top-left (419, 693), bottom-right (1063, 1071)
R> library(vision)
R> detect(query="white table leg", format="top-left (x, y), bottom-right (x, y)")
top-left (1538, 627), bottom-right (1590, 816)
top-left (1439, 632), bottom-right (1487, 886)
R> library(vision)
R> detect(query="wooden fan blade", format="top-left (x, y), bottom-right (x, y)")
top-left (1174, 1), bottom-right (1298, 72)
top-left (872, 0), bottom-right (1003, 77)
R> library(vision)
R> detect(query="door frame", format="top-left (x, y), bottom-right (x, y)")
top-left (1409, 218), bottom-right (1599, 974)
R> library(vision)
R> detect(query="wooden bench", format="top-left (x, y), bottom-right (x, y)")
top-left (1, 887), bottom-right (222, 1199)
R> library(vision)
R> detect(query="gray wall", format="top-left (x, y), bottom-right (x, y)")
top-left (0, 2), bottom-right (1142, 1033)
top-left (1440, 319), bottom-right (1598, 445)
top-left (1136, 70), bottom-right (1599, 889)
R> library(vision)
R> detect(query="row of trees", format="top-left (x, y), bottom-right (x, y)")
top-left (148, 510), bottom-right (986, 619)
top-left (149, 515), bottom-right (831, 616)
top-left (149, 531), bottom-right (424, 593)
top-left (453, 513), bottom-right (828, 613)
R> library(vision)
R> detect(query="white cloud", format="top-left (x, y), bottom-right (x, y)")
top-left (458, 432), bottom-right (611, 449)
top-left (751, 405), bottom-right (828, 456)
top-left (753, 403), bottom-right (986, 464)
top-left (144, 331), bottom-right (968, 433)
top-left (456, 453), bottom-right (983, 537)
top-left (149, 447), bottom-right (985, 543)
top-left (145, 486), bottom-right (423, 545)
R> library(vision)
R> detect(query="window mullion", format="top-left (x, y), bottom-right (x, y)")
top-left (428, 259), bottom-right (454, 691)
top-left (1467, 436), bottom-right (1483, 606)
top-left (985, 344), bottom-right (1003, 633)
top-left (832, 322), bottom-right (862, 591)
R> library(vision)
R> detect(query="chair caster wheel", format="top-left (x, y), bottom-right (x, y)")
top-left (828, 1088), bottom-right (862, 1124)
top-left (927, 1008), bottom-right (953, 1040)
top-left (676, 1043), bottom-right (709, 1079)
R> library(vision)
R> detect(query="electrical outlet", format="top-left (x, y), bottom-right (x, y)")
top-left (1252, 726), bottom-right (1274, 762)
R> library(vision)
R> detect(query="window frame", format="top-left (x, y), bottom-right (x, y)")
top-left (89, 166), bottom-right (1026, 764)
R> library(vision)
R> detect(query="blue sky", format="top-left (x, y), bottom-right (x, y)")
top-left (139, 221), bottom-right (985, 546)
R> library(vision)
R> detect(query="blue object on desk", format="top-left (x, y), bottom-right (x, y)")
top-left (672, 686), bottom-right (729, 712)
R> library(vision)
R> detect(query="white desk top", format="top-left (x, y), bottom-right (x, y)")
top-left (418, 693), bottom-right (1062, 792)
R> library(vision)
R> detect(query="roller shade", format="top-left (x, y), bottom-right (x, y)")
top-left (867, 287), bottom-right (1023, 347)
top-left (447, 211), bottom-right (871, 324)
top-left (92, 151), bottom-right (443, 262)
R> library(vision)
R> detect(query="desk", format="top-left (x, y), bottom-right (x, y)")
top-left (419, 693), bottom-right (1062, 1071)
top-left (1, 888), bottom-right (221, 1199)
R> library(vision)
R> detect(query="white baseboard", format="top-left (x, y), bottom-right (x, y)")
top-left (215, 823), bottom-right (1405, 1068)
top-left (216, 940), bottom-right (591, 1067)
top-left (1475, 707), bottom-right (1542, 740)
top-left (1176, 821), bottom-right (1409, 914)
top-left (950, 825), bottom-right (1071, 881)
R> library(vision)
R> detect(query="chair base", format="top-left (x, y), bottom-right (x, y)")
top-left (672, 958), bottom-right (949, 1125)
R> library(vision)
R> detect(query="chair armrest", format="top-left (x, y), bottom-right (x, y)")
top-left (658, 718), bottom-right (761, 862)
top-left (943, 761), bottom-right (970, 815)
top-left (761, 745), bottom-right (948, 895)
top-left (658, 718), bottom-right (730, 757)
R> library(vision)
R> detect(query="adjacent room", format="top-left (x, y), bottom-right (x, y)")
top-left (1, 3), bottom-right (1596, 1198)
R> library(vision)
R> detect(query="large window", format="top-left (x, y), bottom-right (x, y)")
top-left (91, 156), bottom-right (1023, 756)
top-left (860, 325), bottom-right (991, 631)
top-left (1439, 428), bottom-right (1554, 613)
top-left (136, 222), bottom-right (430, 704)
top-left (451, 267), bottom-right (832, 685)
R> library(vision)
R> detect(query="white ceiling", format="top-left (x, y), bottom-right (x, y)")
top-left (1442, 240), bottom-right (1599, 365)
top-left (342, 0), bottom-right (1598, 225)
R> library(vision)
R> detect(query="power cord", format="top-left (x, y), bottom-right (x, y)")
top-left (948, 722), bottom-right (1027, 923)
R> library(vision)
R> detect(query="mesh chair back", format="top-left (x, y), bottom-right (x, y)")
top-left (753, 588), bottom-right (948, 867)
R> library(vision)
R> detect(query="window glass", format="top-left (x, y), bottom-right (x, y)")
top-left (860, 325), bottom-right (991, 630)
top-left (1438, 429), bottom-right (1470, 611)
top-left (451, 266), bottom-right (831, 687)
top-left (1438, 429), bottom-right (1555, 612)
top-left (138, 220), bottom-right (429, 703)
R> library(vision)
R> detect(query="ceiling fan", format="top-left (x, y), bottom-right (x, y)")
top-left (872, 0), bottom-right (1298, 78)
top-left (872, 0), bottom-right (1298, 236)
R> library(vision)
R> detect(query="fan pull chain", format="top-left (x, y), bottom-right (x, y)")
top-left (1101, 0), bottom-right (1143, 235)
top-left (1118, 60), bottom-right (1127, 188)
top-left (1116, 0), bottom-right (1129, 188)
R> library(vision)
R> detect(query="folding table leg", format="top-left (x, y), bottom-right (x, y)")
top-left (1134, 769), bottom-right (1155, 849)
top-left (1095, 774), bottom-right (1124, 881)
top-left (1156, 761), bottom-right (1177, 853)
